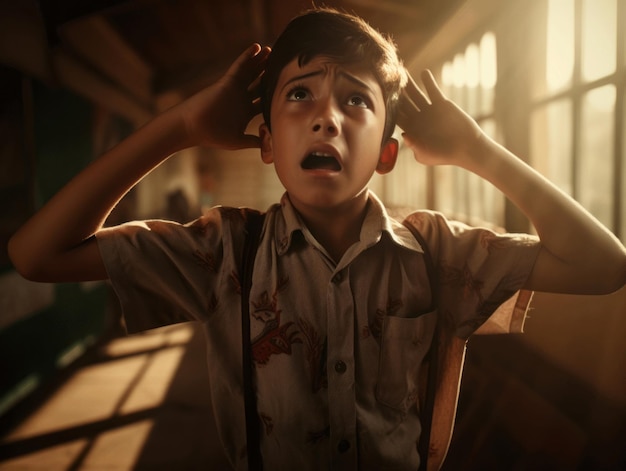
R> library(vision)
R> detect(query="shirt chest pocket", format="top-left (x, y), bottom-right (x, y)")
top-left (375, 311), bottom-right (437, 413)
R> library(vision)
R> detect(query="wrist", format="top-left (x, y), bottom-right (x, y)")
top-left (147, 103), bottom-right (196, 154)
top-left (462, 131), bottom-right (502, 173)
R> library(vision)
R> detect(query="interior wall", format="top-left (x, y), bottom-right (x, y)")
top-left (0, 75), bottom-right (110, 418)
top-left (209, 147), bottom-right (284, 211)
top-left (525, 289), bottom-right (626, 408)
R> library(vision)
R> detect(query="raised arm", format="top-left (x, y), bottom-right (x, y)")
top-left (397, 70), bottom-right (626, 295)
top-left (8, 44), bottom-right (270, 283)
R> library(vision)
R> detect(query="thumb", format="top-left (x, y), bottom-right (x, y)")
top-left (401, 133), bottom-right (418, 149)
top-left (226, 44), bottom-right (268, 83)
top-left (401, 133), bottom-right (429, 165)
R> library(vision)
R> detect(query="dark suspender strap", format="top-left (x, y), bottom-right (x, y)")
top-left (241, 210), bottom-right (265, 471)
top-left (402, 220), bottom-right (438, 313)
top-left (402, 220), bottom-right (439, 471)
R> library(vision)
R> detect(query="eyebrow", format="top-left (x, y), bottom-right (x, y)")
top-left (280, 68), bottom-right (375, 95)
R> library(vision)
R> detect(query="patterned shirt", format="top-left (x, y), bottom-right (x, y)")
top-left (96, 191), bottom-right (541, 471)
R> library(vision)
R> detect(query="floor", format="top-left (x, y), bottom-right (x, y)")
top-left (1, 292), bottom-right (625, 470)
top-left (0, 323), bottom-right (230, 470)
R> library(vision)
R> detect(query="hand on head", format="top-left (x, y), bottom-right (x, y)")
top-left (397, 70), bottom-right (484, 168)
top-left (180, 43), bottom-right (271, 150)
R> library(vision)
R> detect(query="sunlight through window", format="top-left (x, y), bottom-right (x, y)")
top-left (479, 33), bottom-right (497, 90)
top-left (479, 32), bottom-right (497, 115)
top-left (534, 0), bottom-right (622, 239)
top-left (546, 0), bottom-right (574, 92)
top-left (441, 61), bottom-right (453, 93)
top-left (434, 31), bottom-right (500, 226)
top-left (581, 0), bottom-right (616, 82)
top-left (578, 85), bottom-right (616, 227)
top-left (531, 99), bottom-right (573, 195)
top-left (465, 43), bottom-right (480, 114)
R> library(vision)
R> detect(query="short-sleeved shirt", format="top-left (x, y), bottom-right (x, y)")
top-left (97, 191), bottom-right (541, 471)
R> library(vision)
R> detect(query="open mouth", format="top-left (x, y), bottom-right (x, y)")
top-left (301, 152), bottom-right (342, 171)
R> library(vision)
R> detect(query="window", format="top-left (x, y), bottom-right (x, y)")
top-left (436, 32), bottom-right (505, 227)
top-left (531, 0), bottom-right (623, 241)
top-left (383, 0), bottom-right (624, 238)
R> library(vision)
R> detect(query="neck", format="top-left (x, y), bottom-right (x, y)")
top-left (292, 194), bottom-right (370, 263)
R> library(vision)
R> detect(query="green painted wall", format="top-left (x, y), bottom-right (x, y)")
top-left (0, 79), bottom-right (111, 417)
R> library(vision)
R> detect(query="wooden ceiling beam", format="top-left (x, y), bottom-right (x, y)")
top-left (406, 0), bottom-right (501, 72)
top-left (58, 15), bottom-right (154, 105)
top-left (188, 0), bottom-right (227, 53)
top-left (0, 2), bottom-right (54, 83)
top-left (154, 1), bottom-right (210, 66)
top-left (53, 48), bottom-right (152, 126)
top-left (248, 0), bottom-right (270, 44)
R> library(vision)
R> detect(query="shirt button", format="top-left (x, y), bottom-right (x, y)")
top-left (334, 360), bottom-right (347, 374)
top-left (337, 439), bottom-right (351, 453)
top-left (279, 236), bottom-right (288, 250)
top-left (331, 272), bottom-right (342, 283)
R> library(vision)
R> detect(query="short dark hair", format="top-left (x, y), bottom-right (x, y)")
top-left (261, 7), bottom-right (407, 143)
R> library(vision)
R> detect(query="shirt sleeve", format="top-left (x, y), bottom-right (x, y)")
top-left (96, 207), bottom-right (243, 334)
top-left (404, 210), bottom-right (542, 339)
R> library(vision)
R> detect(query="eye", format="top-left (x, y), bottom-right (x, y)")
top-left (286, 87), bottom-right (311, 101)
top-left (347, 95), bottom-right (368, 108)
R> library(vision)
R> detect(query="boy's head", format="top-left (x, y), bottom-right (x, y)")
top-left (261, 7), bottom-right (407, 144)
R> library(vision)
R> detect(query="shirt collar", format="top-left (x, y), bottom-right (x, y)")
top-left (274, 191), bottom-right (424, 256)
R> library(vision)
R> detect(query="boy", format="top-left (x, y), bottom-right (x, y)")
top-left (8, 7), bottom-right (626, 471)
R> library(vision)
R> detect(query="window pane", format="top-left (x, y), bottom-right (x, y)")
top-left (578, 85), bottom-right (615, 227)
top-left (465, 43), bottom-right (480, 115)
top-left (581, 0), bottom-right (617, 82)
top-left (451, 53), bottom-right (466, 108)
top-left (531, 99), bottom-right (573, 195)
top-left (447, 119), bottom-right (506, 227)
top-left (453, 167), bottom-right (469, 217)
top-left (434, 166), bottom-right (455, 216)
top-left (479, 32), bottom-right (496, 114)
top-left (441, 61), bottom-right (453, 96)
top-left (467, 171), bottom-right (483, 221)
top-left (479, 119), bottom-right (505, 227)
top-left (378, 144), bottom-right (428, 211)
top-left (546, 0), bottom-right (574, 93)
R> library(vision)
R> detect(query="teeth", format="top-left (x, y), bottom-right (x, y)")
top-left (302, 152), bottom-right (341, 171)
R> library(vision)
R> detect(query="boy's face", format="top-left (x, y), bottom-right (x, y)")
top-left (260, 56), bottom-right (396, 215)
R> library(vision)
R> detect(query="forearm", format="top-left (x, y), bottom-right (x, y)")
top-left (466, 135), bottom-right (626, 293)
top-left (8, 44), bottom-right (267, 283)
top-left (399, 69), bottom-right (625, 293)
top-left (8, 105), bottom-right (190, 280)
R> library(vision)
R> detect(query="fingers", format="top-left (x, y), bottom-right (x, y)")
top-left (227, 44), bottom-right (271, 84)
top-left (247, 66), bottom-right (265, 93)
top-left (396, 94), bottom-right (418, 129)
top-left (401, 69), bottom-right (446, 111)
top-left (403, 72), bottom-right (431, 110)
top-left (420, 69), bottom-right (445, 103)
top-left (221, 44), bottom-right (270, 110)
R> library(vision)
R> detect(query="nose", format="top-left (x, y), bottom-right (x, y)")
top-left (312, 98), bottom-right (340, 136)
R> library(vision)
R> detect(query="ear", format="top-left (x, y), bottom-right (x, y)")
top-left (258, 123), bottom-right (274, 164)
top-left (376, 138), bottom-right (398, 174)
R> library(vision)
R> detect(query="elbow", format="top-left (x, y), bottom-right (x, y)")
top-left (564, 249), bottom-right (626, 296)
top-left (7, 234), bottom-right (46, 282)
top-left (597, 251), bottom-right (626, 295)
